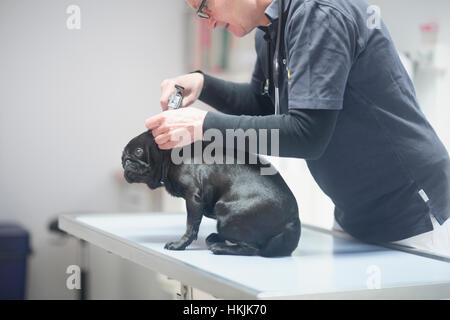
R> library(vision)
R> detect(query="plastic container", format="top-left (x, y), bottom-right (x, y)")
top-left (0, 223), bottom-right (31, 300)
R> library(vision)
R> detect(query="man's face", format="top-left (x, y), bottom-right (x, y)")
top-left (187, 0), bottom-right (255, 37)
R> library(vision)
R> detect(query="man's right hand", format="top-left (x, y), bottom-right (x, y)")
top-left (160, 72), bottom-right (204, 111)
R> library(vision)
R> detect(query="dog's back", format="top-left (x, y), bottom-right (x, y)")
top-left (194, 152), bottom-right (301, 257)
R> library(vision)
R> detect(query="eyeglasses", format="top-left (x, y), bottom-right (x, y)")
top-left (196, 0), bottom-right (210, 19)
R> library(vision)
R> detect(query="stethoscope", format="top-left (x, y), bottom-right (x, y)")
top-left (262, 0), bottom-right (284, 115)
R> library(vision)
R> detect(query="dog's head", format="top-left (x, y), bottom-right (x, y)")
top-left (122, 130), bottom-right (165, 189)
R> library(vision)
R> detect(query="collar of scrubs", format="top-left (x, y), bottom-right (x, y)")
top-left (259, 0), bottom-right (292, 39)
top-left (264, 0), bottom-right (292, 23)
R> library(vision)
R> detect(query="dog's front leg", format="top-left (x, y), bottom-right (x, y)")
top-left (164, 195), bottom-right (203, 250)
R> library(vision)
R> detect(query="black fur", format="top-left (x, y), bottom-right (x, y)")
top-left (122, 130), bottom-right (301, 257)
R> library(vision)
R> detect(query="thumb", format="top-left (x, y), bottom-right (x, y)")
top-left (181, 92), bottom-right (197, 108)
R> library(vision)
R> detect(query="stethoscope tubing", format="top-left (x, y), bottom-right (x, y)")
top-left (270, 0), bottom-right (284, 115)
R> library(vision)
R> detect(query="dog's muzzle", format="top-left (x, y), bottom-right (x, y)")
top-left (122, 154), bottom-right (150, 183)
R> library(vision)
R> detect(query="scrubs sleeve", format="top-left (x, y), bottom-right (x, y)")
top-left (286, 3), bottom-right (359, 110)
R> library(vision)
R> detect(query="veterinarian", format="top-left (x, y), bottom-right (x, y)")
top-left (146, 0), bottom-right (450, 256)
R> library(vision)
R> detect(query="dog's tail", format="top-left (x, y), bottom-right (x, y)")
top-left (259, 218), bottom-right (301, 257)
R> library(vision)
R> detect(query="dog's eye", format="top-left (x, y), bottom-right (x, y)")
top-left (134, 148), bottom-right (144, 158)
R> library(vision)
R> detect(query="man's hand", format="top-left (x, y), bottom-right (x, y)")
top-left (160, 73), bottom-right (204, 111)
top-left (145, 107), bottom-right (207, 150)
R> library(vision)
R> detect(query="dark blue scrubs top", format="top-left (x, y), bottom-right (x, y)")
top-left (252, 0), bottom-right (450, 242)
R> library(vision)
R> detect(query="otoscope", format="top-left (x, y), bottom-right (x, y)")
top-left (168, 85), bottom-right (185, 110)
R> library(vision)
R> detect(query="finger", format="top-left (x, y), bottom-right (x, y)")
top-left (145, 114), bottom-right (164, 130)
top-left (181, 94), bottom-right (194, 108)
top-left (159, 140), bottom-right (179, 150)
top-left (160, 94), bottom-right (170, 111)
top-left (160, 82), bottom-right (176, 110)
top-left (159, 81), bottom-right (171, 109)
top-left (156, 128), bottom-right (193, 149)
top-left (169, 128), bottom-right (194, 148)
top-left (154, 132), bottom-right (172, 146)
top-left (152, 124), bottom-right (170, 138)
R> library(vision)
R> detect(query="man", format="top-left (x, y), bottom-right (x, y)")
top-left (145, 0), bottom-right (450, 256)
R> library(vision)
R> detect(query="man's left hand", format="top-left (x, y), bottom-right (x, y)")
top-left (145, 107), bottom-right (207, 150)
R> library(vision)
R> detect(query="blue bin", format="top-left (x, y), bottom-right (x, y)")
top-left (0, 223), bottom-right (31, 300)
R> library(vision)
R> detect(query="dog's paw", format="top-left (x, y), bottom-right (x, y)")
top-left (209, 243), bottom-right (228, 255)
top-left (205, 233), bottom-right (223, 247)
top-left (164, 240), bottom-right (187, 250)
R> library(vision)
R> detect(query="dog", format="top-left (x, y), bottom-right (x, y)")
top-left (122, 130), bottom-right (301, 257)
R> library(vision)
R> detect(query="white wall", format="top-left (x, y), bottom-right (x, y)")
top-left (0, 0), bottom-right (186, 299)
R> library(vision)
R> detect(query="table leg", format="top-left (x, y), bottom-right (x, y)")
top-left (179, 283), bottom-right (194, 300)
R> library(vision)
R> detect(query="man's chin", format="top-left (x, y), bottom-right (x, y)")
top-left (228, 25), bottom-right (251, 38)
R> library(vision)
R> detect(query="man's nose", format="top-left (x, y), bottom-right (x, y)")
top-left (207, 18), bottom-right (217, 30)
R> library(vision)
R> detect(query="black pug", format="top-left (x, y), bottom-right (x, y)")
top-left (122, 130), bottom-right (301, 257)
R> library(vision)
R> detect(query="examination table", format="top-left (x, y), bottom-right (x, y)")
top-left (58, 213), bottom-right (450, 299)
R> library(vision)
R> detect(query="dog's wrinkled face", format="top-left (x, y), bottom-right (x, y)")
top-left (122, 130), bottom-right (163, 189)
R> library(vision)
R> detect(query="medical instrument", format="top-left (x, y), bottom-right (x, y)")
top-left (168, 85), bottom-right (185, 110)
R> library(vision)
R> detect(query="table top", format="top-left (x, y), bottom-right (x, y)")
top-left (59, 212), bottom-right (450, 299)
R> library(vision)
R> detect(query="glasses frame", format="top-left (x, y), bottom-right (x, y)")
top-left (196, 0), bottom-right (210, 19)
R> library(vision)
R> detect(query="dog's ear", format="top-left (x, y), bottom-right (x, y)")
top-left (145, 130), bottom-right (154, 140)
top-left (144, 131), bottom-right (158, 158)
top-left (146, 147), bottom-right (164, 189)
top-left (143, 130), bottom-right (164, 189)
